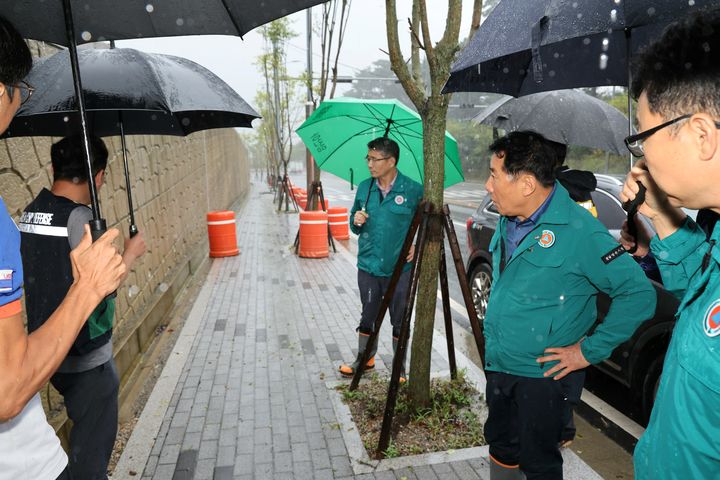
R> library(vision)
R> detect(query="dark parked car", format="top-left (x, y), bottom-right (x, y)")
top-left (465, 174), bottom-right (679, 422)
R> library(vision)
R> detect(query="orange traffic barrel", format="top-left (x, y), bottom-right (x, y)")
top-left (207, 211), bottom-right (239, 257)
top-left (292, 187), bottom-right (303, 199)
top-left (297, 194), bottom-right (307, 210)
top-left (327, 207), bottom-right (350, 240)
top-left (298, 210), bottom-right (328, 258)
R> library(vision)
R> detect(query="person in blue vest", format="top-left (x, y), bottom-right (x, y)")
top-left (618, 9), bottom-right (720, 479)
top-left (483, 131), bottom-right (656, 480)
top-left (0, 15), bottom-right (125, 480)
top-left (339, 137), bottom-right (423, 381)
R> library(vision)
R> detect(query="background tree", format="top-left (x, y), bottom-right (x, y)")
top-left (384, 0), bottom-right (483, 409)
top-left (304, 0), bottom-right (353, 191)
top-left (254, 19), bottom-right (303, 193)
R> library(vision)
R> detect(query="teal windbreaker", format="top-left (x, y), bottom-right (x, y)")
top-left (485, 183), bottom-right (657, 377)
top-left (634, 217), bottom-right (720, 479)
top-left (349, 171), bottom-right (423, 277)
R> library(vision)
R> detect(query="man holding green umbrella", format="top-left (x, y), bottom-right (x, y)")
top-left (338, 137), bottom-right (423, 381)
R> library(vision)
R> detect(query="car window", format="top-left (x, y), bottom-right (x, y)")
top-left (592, 189), bottom-right (626, 231)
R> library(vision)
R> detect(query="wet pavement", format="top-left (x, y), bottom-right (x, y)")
top-left (112, 182), bottom-right (603, 480)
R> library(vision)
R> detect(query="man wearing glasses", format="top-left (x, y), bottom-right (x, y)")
top-left (619, 9), bottom-right (720, 480)
top-left (338, 137), bottom-right (423, 382)
top-left (0, 15), bottom-right (126, 480)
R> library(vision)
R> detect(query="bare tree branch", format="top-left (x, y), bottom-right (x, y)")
top-left (386, 0), bottom-right (425, 109)
top-left (329, 0), bottom-right (352, 99)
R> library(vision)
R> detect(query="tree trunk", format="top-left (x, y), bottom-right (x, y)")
top-left (407, 97), bottom-right (449, 407)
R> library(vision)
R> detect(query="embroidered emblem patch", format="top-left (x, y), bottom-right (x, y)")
top-left (394, 195), bottom-right (405, 205)
top-left (538, 230), bottom-right (555, 248)
top-left (0, 269), bottom-right (13, 293)
top-left (703, 299), bottom-right (720, 337)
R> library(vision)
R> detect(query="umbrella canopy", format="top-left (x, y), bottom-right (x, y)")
top-left (4, 48), bottom-right (260, 138)
top-left (296, 97), bottom-right (464, 188)
top-left (4, 0), bottom-right (328, 44)
top-left (444, 0), bottom-right (719, 95)
top-left (474, 89), bottom-right (631, 155)
top-left (2, 0), bottom-right (327, 226)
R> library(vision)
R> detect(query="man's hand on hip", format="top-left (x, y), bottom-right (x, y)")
top-left (537, 342), bottom-right (590, 380)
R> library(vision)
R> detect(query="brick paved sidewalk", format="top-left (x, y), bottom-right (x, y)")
top-left (113, 184), bottom-right (601, 480)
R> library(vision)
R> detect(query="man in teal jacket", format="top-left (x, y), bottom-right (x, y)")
top-left (484, 132), bottom-right (656, 480)
top-left (619, 10), bottom-right (720, 479)
top-left (339, 137), bottom-right (423, 380)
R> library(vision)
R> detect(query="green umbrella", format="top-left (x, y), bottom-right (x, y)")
top-left (296, 97), bottom-right (464, 188)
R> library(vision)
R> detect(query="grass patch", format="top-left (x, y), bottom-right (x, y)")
top-left (338, 370), bottom-right (486, 459)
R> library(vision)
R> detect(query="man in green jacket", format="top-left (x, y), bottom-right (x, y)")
top-left (484, 132), bottom-right (656, 480)
top-left (339, 137), bottom-right (423, 381)
top-left (619, 10), bottom-right (720, 479)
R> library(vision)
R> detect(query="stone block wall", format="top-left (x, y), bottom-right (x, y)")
top-left (0, 129), bottom-right (250, 436)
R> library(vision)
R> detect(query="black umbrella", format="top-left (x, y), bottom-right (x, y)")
top-left (474, 89), bottom-right (631, 155)
top-left (4, 47), bottom-right (260, 236)
top-left (444, 0), bottom-right (719, 97)
top-left (2, 0), bottom-right (327, 238)
top-left (6, 48), bottom-right (260, 137)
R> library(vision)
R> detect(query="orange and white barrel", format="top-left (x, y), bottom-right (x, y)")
top-left (207, 211), bottom-right (239, 257)
top-left (327, 207), bottom-right (350, 240)
top-left (298, 210), bottom-right (328, 258)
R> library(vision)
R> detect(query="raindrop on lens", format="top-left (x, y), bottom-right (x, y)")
top-left (158, 283), bottom-right (169, 293)
top-left (689, 0), bottom-right (695, 5)
top-left (647, 7), bottom-right (656, 16)
top-left (599, 54), bottom-right (609, 70)
top-left (81, 31), bottom-right (92, 41)
top-left (63, 116), bottom-right (69, 123)
top-left (145, 4), bottom-right (154, 13)
top-left (176, 17), bottom-right (184, 26)
top-left (583, 38), bottom-right (591, 46)
top-left (502, 67), bottom-right (509, 74)
top-left (128, 285), bottom-right (140, 297)
top-left (548, 70), bottom-right (556, 77)
top-left (181, 117), bottom-right (191, 126)
top-left (553, 52), bottom-right (560, 59)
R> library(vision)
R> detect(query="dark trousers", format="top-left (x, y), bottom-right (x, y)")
top-left (358, 269), bottom-right (411, 338)
top-left (484, 370), bottom-right (585, 480)
top-left (51, 359), bottom-right (120, 480)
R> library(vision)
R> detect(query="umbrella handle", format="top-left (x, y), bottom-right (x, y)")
top-left (129, 224), bottom-right (139, 238)
top-left (88, 218), bottom-right (117, 299)
top-left (363, 178), bottom-right (375, 212)
top-left (350, 168), bottom-right (354, 190)
top-left (622, 181), bottom-right (646, 255)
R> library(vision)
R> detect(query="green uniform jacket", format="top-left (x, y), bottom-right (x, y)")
top-left (485, 183), bottom-right (657, 378)
top-left (650, 217), bottom-right (720, 393)
top-left (349, 171), bottom-right (423, 277)
top-left (633, 218), bottom-right (720, 479)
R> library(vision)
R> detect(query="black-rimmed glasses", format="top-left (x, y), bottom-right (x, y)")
top-left (625, 114), bottom-right (693, 157)
top-left (365, 155), bottom-right (390, 164)
top-left (625, 114), bottom-right (720, 157)
top-left (6, 80), bottom-right (35, 106)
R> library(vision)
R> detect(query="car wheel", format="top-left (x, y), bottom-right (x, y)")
top-left (469, 262), bottom-right (492, 321)
top-left (641, 354), bottom-right (665, 424)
